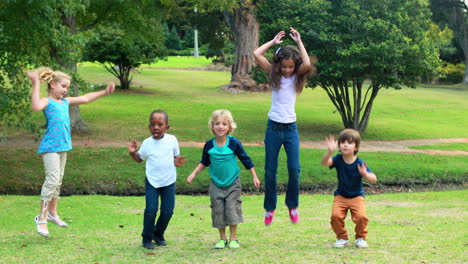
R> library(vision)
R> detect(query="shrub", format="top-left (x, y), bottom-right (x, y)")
top-left (439, 63), bottom-right (465, 83)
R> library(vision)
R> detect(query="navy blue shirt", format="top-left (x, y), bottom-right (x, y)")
top-left (330, 154), bottom-right (372, 198)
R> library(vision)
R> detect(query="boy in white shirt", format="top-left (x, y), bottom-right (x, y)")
top-left (129, 110), bottom-right (186, 250)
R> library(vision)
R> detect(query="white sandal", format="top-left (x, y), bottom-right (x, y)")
top-left (47, 213), bottom-right (68, 228)
top-left (34, 215), bottom-right (49, 237)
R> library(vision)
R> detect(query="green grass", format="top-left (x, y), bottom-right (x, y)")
top-left (1, 146), bottom-right (466, 195)
top-left (409, 143), bottom-right (468, 151)
top-left (143, 56), bottom-right (213, 68)
top-left (0, 191), bottom-right (466, 263)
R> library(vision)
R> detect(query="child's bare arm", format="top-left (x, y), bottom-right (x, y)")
top-left (67, 82), bottom-right (115, 106)
top-left (253, 30), bottom-right (285, 73)
top-left (28, 70), bottom-right (48, 112)
top-left (289, 27), bottom-right (311, 75)
top-left (128, 139), bottom-right (143, 163)
top-left (186, 163), bottom-right (206, 184)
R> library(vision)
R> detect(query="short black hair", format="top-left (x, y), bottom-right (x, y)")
top-left (149, 109), bottom-right (169, 124)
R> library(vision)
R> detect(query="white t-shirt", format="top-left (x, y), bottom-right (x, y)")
top-left (138, 134), bottom-right (180, 188)
top-left (268, 74), bottom-right (297, 123)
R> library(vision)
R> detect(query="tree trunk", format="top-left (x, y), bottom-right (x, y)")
top-left (223, 3), bottom-right (259, 91)
top-left (58, 12), bottom-right (91, 134)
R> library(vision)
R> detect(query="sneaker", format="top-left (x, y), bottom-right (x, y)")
top-left (228, 240), bottom-right (240, 249)
top-left (142, 240), bottom-right (156, 250)
top-left (264, 211), bottom-right (275, 226)
top-left (214, 239), bottom-right (227, 249)
top-left (288, 208), bottom-right (299, 224)
top-left (355, 238), bottom-right (368, 248)
top-left (47, 213), bottom-right (68, 228)
top-left (333, 239), bottom-right (349, 248)
top-left (154, 236), bottom-right (167, 246)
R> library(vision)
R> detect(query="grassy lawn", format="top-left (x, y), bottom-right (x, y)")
top-left (409, 143), bottom-right (468, 151)
top-left (1, 146), bottom-right (466, 195)
top-left (0, 191), bottom-right (466, 263)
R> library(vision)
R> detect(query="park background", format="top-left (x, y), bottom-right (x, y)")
top-left (0, 1), bottom-right (466, 263)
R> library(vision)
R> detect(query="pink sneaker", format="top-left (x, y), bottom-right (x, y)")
top-left (264, 211), bottom-right (275, 226)
top-left (289, 208), bottom-right (299, 224)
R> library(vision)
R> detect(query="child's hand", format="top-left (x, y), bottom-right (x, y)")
top-left (325, 134), bottom-right (337, 153)
top-left (105, 82), bottom-right (115, 95)
top-left (174, 155), bottom-right (187, 167)
top-left (289, 27), bottom-right (302, 43)
top-left (27, 70), bottom-right (39, 84)
top-left (357, 162), bottom-right (368, 177)
top-left (253, 176), bottom-right (261, 189)
top-left (186, 174), bottom-right (195, 184)
top-left (128, 139), bottom-right (138, 153)
top-left (272, 30), bottom-right (286, 45)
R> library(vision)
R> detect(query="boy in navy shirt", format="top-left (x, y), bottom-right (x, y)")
top-left (321, 129), bottom-right (377, 248)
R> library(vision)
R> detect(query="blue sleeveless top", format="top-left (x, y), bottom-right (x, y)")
top-left (37, 98), bottom-right (72, 153)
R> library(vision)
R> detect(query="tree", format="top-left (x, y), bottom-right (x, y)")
top-left (430, 0), bottom-right (468, 84)
top-left (0, 0), bottom-right (166, 133)
top-left (257, 0), bottom-right (439, 133)
top-left (83, 21), bottom-right (165, 89)
top-left (165, 0), bottom-right (260, 90)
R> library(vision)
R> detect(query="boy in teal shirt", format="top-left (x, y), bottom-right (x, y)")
top-left (187, 109), bottom-right (260, 249)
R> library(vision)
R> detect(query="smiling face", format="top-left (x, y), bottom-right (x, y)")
top-left (280, 58), bottom-right (296, 78)
top-left (212, 116), bottom-right (230, 138)
top-left (148, 113), bottom-right (169, 139)
top-left (50, 78), bottom-right (70, 99)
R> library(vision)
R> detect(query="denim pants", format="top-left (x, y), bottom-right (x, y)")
top-left (263, 119), bottom-right (300, 212)
top-left (142, 179), bottom-right (175, 242)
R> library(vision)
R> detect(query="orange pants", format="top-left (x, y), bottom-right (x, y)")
top-left (330, 195), bottom-right (368, 240)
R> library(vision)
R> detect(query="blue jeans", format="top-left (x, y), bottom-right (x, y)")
top-left (263, 119), bottom-right (300, 212)
top-left (142, 179), bottom-right (175, 242)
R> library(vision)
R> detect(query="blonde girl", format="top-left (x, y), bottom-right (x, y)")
top-left (28, 67), bottom-right (114, 237)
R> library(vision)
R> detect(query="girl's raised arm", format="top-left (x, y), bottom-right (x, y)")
top-left (28, 70), bottom-right (49, 112)
top-left (67, 82), bottom-right (115, 106)
top-left (289, 27), bottom-right (311, 75)
top-left (253, 30), bottom-right (286, 73)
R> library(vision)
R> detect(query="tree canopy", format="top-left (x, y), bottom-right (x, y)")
top-left (257, 0), bottom-right (440, 132)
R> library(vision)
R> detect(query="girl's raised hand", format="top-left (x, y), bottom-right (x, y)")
top-left (272, 30), bottom-right (286, 45)
top-left (27, 70), bottom-right (39, 83)
top-left (105, 82), bottom-right (115, 95)
top-left (325, 134), bottom-right (337, 153)
top-left (289, 27), bottom-right (302, 43)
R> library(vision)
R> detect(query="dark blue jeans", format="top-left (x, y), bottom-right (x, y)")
top-left (263, 119), bottom-right (300, 212)
top-left (142, 179), bottom-right (175, 242)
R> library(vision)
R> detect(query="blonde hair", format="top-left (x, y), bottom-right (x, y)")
top-left (338, 129), bottom-right (361, 155)
top-left (36, 67), bottom-right (71, 90)
top-left (208, 109), bottom-right (237, 136)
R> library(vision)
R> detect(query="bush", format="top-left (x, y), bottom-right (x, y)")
top-left (439, 63), bottom-right (465, 83)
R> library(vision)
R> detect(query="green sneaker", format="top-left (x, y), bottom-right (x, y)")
top-left (214, 239), bottom-right (227, 249)
top-left (228, 240), bottom-right (240, 249)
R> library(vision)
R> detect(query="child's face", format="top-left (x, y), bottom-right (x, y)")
top-left (212, 117), bottom-right (230, 138)
top-left (50, 78), bottom-right (70, 99)
top-left (280, 58), bottom-right (295, 78)
top-left (338, 140), bottom-right (357, 156)
top-left (148, 113), bottom-right (169, 139)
